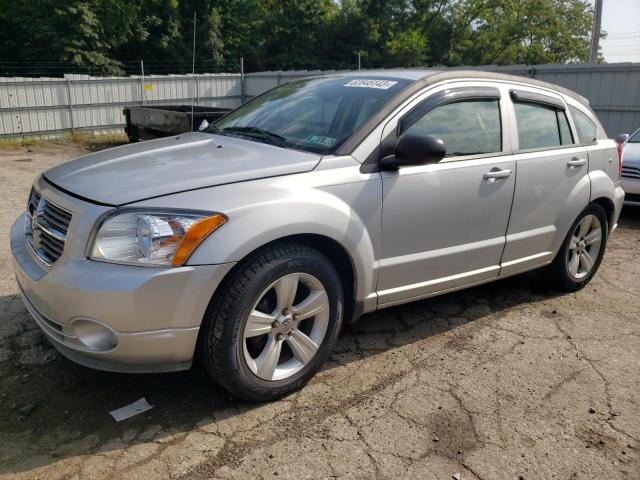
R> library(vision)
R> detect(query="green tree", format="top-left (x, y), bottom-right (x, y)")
top-left (444, 0), bottom-right (595, 66)
top-left (0, 0), bottom-right (131, 75)
top-left (0, 0), bottom-right (600, 76)
top-left (114, 0), bottom-right (226, 73)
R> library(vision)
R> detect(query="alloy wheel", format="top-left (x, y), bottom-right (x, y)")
top-left (566, 214), bottom-right (602, 279)
top-left (242, 272), bottom-right (330, 381)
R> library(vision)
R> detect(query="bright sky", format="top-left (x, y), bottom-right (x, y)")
top-left (596, 0), bottom-right (640, 62)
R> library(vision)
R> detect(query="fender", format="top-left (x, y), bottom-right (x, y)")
top-left (590, 169), bottom-right (615, 203)
top-left (548, 172), bottom-right (591, 256)
top-left (134, 169), bottom-right (382, 309)
top-left (589, 170), bottom-right (622, 229)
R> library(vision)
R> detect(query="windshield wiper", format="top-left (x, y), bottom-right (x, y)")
top-left (221, 126), bottom-right (288, 148)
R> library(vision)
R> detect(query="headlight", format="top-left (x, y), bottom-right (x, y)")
top-left (90, 210), bottom-right (227, 266)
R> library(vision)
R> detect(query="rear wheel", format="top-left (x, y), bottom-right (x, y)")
top-left (539, 204), bottom-right (608, 291)
top-left (198, 242), bottom-right (343, 402)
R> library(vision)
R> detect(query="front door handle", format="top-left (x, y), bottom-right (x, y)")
top-left (483, 169), bottom-right (512, 181)
top-left (567, 157), bottom-right (587, 168)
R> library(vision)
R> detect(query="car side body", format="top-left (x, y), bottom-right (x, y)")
top-left (10, 69), bottom-right (624, 388)
top-left (620, 127), bottom-right (640, 206)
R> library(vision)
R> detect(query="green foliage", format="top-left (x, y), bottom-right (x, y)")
top-left (445, 0), bottom-right (595, 65)
top-left (0, 0), bottom-right (599, 76)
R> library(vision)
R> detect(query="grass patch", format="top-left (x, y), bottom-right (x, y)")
top-left (0, 132), bottom-right (128, 152)
top-left (0, 137), bottom-right (45, 151)
top-left (71, 132), bottom-right (128, 147)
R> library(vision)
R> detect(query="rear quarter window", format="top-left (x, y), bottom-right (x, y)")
top-left (569, 106), bottom-right (598, 145)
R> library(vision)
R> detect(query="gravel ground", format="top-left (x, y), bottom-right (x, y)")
top-left (0, 141), bottom-right (638, 480)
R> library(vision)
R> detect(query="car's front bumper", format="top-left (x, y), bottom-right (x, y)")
top-left (10, 215), bottom-right (235, 373)
top-left (621, 177), bottom-right (640, 206)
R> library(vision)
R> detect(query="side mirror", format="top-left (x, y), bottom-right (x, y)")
top-left (381, 134), bottom-right (446, 170)
top-left (614, 133), bottom-right (629, 144)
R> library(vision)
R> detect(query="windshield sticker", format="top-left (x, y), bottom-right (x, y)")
top-left (305, 135), bottom-right (337, 147)
top-left (344, 79), bottom-right (398, 90)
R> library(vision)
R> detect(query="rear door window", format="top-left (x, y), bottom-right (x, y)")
top-left (514, 102), bottom-right (570, 150)
top-left (569, 106), bottom-right (598, 145)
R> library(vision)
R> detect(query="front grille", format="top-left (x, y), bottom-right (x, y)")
top-left (622, 165), bottom-right (640, 180)
top-left (25, 188), bottom-right (72, 265)
top-left (625, 193), bottom-right (640, 204)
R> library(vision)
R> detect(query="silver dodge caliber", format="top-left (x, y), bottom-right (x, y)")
top-left (11, 70), bottom-right (625, 401)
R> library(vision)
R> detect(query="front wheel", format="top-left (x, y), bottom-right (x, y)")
top-left (198, 242), bottom-right (343, 402)
top-left (539, 203), bottom-right (608, 291)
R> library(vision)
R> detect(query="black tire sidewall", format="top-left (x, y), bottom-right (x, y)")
top-left (205, 245), bottom-right (343, 400)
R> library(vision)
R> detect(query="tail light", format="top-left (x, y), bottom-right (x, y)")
top-left (617, 142), bottom-right (623, 177)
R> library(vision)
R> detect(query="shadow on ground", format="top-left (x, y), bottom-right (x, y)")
top-left (0, 272), bottom-right (557, 474)
top-left (0, 207), bottom-right (638, 475)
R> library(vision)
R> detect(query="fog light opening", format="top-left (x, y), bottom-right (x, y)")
top-left (71, 319), bottom-right (117, 351)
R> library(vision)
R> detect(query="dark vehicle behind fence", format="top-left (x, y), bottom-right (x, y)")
top-left (123, 105), bottom-right (231, 142)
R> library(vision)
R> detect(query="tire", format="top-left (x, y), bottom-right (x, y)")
top-left (197, 242), bottom-right (343, 402)
top-left (539, 203), bottom-right (608, 292)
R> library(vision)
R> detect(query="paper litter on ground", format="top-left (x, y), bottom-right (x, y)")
top-left (109, 397), bottom-right (153, 422)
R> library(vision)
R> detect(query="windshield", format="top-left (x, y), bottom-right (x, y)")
top-left (210, 76), bottom-right (411, 154)
top-left (629, 129), bottom-right (640, 143)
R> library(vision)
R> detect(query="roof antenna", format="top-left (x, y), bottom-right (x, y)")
top-left (191, 11), bottom-right (197, 132)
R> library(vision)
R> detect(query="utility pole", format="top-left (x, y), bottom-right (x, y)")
top-left (191, 12), bottom-right (197, 131)
top-left (358, 52), bottom-right (361, 71)
top-left (589, 0), bottom-right (603, 63)
top-left (240, 57), bottom-right (246, 104)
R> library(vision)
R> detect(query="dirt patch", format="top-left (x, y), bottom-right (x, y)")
top-left (0, 140), bottom-right (638, 479)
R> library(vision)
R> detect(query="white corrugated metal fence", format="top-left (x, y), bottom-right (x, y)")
top-left (1, 63), bottom-right (638, 138)
top-left (0, 74), bottom-right (242, 138)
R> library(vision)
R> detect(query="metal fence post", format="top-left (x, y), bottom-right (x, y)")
top-left (8, 85), bottom-right (23, 136)
top-left (140, 60), bottom-right (146, 105)
top-left (139, 78), bottom-right (145, 105)
top-left (66, 79), bottom-right (75, 135)
top-left (240, 57), bottom-right (246, 104)
top-left (195, 75), bottom-right (200, 106)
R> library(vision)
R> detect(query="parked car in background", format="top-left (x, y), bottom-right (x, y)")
top-left (618, 128), bottom-right (640, 206)
top-left (11, 70), bottom-right (624, 401)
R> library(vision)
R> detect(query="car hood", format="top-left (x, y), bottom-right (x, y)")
top-left (43, 133), bottom-right (321, 205)
top-left (623, 142), bottom-right (640, 165)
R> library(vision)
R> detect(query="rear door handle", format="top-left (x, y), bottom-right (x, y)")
top-left (483, 169), bottom-right (512, 181)
top-left (567, 157), bottom-right (587, 168)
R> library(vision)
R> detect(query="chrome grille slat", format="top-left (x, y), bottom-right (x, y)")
top-left (39, 235), bottom-right (64, 259)
top-left (25, 189), bottom-right (72, 265)
top-left (39, 215), bottom-right (68, 238)
top-left (45, 202), bottom-right (72, 221)
top-left (621, 165), bottom-right (640, 179)
top-left (28, 189), bottom-right (41, 215)
top-left (41, 206), bottom-right (71, 230)
top-left (40, 231), bottom-right (64, 249)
